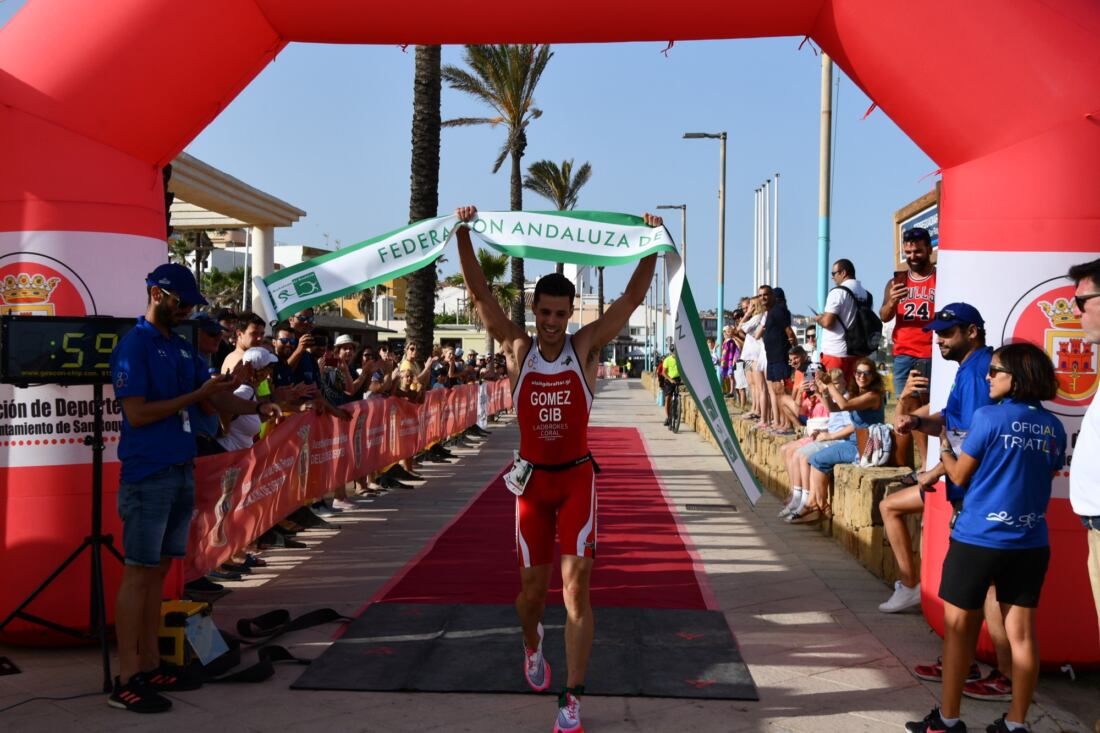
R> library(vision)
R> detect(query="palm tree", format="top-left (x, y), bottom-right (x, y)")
top-left (445, 250), bottom-right (516, 354)
top-left (523, 158), bottom-right (592, 275)
top-left (199, 267), bottom-right (245, 311)
top-left (597, 266), bottom-right (605, 316)
top-left (405, 45), bottom-right (442, 358)
top-left (442, 44), bottom-right (553, 329)
top-left (354, 283), bottom-right (389, 322)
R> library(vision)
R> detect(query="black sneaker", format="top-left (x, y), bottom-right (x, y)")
top-left (184, 577), bottom-right (224, 593)
top-left (905, 708), bottom-right (967, 733)
top-left (108, 674), bottom-right (172, 713)
top-left (288, 506), bottom-right (334, 529)
top-left (985, 716), bottom-right (1025, 733)
top-left (386, 465), bottom-right (418, 481)
top-left (143, 664), bottom-right (203, 692)
top-left (430, 444), bottom-right (455, 458)
top-left (380, 476), bottom-right (412, 490)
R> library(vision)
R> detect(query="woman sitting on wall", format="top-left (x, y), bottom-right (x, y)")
top-left (797, 357), bottom-right (886, 521)
top-left (778, 368), bottom-right (853, 521)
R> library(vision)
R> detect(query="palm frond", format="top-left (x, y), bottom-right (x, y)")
top-left (442, 116), bottom-right (503, 128)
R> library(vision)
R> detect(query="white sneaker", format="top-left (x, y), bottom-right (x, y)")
top-left (878, 581), bottom-right (921, 613)
top-left (778, 493), bottom-right (801, 518)
top-left (554, 690), bottom-right (583, 733)
top-left (523, 622), bottom-right (550, 692)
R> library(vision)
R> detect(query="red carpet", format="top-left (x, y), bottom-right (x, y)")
top-left (377, 427), bottom-right (714, 610)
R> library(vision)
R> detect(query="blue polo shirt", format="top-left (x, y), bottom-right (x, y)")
top-left (188, 353), bottom-right (220, 438)
top-left (953, 399), bottom-right (1067, 549)
top-left (940, 346), bottom-right (994, 500)
top-left (292, 351), bottom-right (319, 385)
top-left (111, 317), bottom-right (208, 482)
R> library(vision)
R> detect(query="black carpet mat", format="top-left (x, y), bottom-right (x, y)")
top-left (291, 602), bottom-right (758, 701)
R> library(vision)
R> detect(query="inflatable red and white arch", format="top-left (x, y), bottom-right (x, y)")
top-left (1, 0), bottom-right (1098, 662)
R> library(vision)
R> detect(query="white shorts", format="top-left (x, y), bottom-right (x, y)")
top-left (733, 362), bottom-right (748, 389)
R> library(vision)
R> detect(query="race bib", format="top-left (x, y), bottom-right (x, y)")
top-left (504, 450), bottom-right (533, 496)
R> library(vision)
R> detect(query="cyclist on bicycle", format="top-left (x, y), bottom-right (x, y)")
top-left (661, 347), bottom-right (681, 427)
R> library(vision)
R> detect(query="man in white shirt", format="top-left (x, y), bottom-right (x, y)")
top-left (1068, 258), bottom-right (1100, 650)
top-left (814, 258), bottom-right (869, 381)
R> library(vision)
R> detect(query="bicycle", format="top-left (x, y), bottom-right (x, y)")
top-left (667, 379), bottom-right (682, 434)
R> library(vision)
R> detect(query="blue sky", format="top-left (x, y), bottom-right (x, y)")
top-left (2, 3), bottom-right (936, 313)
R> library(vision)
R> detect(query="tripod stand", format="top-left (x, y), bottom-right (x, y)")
top-left (0, 383), bottom-right (122, 692)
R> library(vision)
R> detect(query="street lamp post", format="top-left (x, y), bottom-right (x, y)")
top-left (684, 132), bottom-right (727, 330)
top-left (656, 204), bottom-right (687, 274)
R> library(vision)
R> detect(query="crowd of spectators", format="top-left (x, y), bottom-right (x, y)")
top-left (183, 304), bottom-right (507, 591)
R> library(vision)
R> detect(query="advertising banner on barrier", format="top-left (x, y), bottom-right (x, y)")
top-left (185, 384), bottom-right (503, 578)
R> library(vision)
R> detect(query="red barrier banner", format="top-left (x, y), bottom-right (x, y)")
top-left (186, 386), bottom-right (489, 579)
top-left (485, 379), bottom-right (511, 415)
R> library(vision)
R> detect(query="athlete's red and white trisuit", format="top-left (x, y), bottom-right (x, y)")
top-left (513, 335), bottom-right (596, 568)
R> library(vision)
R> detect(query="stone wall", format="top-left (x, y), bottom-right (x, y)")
top-left (642, 372), bottom-right (922, 585)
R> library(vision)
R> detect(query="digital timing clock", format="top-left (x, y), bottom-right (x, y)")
top-left (0, 315), bottom-right (199, 386)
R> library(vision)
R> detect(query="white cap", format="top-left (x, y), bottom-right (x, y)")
top-left (242, 347), bottom-right (278, 369)
top-left (334, 334), bottom-right (356, 347)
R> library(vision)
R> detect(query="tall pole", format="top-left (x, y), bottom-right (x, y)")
top-left (242, 227), bottom-right (251, 313)
top-left (772, 173), bottom-right (780, 287)
top-left (717, 133), bottom-right (727, 332)
top-left (762, 179), bottom-right (770, 286)
top-left (818, 54), bottom-right (834, 312)
top-left (651, 269), bottom-right (657, 359)
top-left (683, 131), bottom-right (727, 331)
top-left (656, 204), bottom-right (687, 275)
top-left (755, 188), bottom-right (762, 290)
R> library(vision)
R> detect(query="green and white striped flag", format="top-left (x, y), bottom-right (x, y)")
top-left (254, 210), bottom-right (762, 505)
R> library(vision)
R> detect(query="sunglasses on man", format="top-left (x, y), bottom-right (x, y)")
top-left (1075, 292), bottom-right (1100, 312)
top-left (276, 337), bottom-right (298, 345)
top-left (160, 289), bottom-right (194, 310)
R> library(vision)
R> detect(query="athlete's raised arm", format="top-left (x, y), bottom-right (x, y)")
top-left (455, 205), bottom-right (527, 352)
top-left (575, 213), bottom-right (662, 362)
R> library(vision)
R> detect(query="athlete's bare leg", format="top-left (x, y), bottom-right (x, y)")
top-left (881, 485), bottom-right (923, 588)
top-left (517, 563), bottom-right (552, 651)
top-left (561, 554), bottom-right (595, 687)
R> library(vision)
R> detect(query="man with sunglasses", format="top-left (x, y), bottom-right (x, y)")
top-left (109, 264), bottom-right (281, 713)
top-left (884, 302), bottom-right (1015, 700)
top-left (1068, 258), bottom-right (1100, 668)
top-left (814, 258), bottom-right (869, 381)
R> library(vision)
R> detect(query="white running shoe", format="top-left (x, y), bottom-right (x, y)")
top-left (523, 622), bottom-right (550, 692)
top-left (878, 580), bottom-right (921, 613)
top-left (554, 690), bottom-right (583, 733)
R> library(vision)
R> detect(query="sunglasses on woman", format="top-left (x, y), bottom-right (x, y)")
top-left (988, 364), bottom-right (1012, 378)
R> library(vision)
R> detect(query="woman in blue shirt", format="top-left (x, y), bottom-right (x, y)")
top-left (907, 342), bottom-right (1066, 733)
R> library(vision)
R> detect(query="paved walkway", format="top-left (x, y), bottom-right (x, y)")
top-left (0, 379), bottom-right (1096, 732)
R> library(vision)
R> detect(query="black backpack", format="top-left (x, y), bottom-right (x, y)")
top-left (835, 285), bottom-right (883, 356)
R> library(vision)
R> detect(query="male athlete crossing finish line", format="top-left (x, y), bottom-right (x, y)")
top-left (456, 205), bottom-right (660, 733)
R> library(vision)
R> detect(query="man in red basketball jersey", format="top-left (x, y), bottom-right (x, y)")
top-left (456, 205), bottom-right (659, 733)
top-left (880, 226), bottom-right (937, 397)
